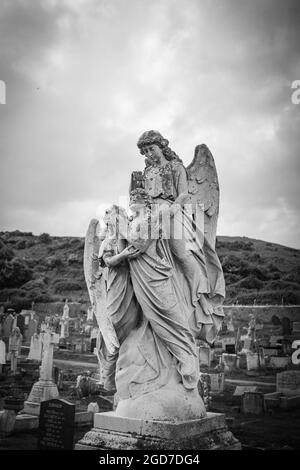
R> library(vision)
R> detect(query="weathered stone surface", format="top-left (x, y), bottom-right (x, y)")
top-left (242, 392), bottom-right (264, 415)
top-left (75, 411), bottom-right (241, 450)
top-left (277, 371), bottom-right (300, 396)
top-left (0, 409), bottom-right (16, 436)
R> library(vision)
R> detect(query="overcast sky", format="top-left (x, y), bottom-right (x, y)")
top-left (0, 0), bottom-right (299, 248)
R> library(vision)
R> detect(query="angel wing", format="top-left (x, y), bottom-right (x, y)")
top-left (186, 144), bottom-right (220, 248)
top-left (84, 219), bottom-right (119, 355)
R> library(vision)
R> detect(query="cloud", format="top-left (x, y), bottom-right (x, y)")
top-left (0, 0), bottom-right (299, 247)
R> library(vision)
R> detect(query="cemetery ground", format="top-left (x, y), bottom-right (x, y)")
top-left (1, 348), bottom-right (300, 450)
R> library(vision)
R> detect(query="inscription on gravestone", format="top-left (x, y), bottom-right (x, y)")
top-left (38, 398), bottom-right (75, 450)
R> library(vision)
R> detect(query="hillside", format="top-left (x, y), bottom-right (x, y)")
top-left (0, 230), bottom-right (299, 310)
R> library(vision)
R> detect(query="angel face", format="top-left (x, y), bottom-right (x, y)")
top-left (103, 206), bottom-right (128, 235)
top-left (142, 144), bottom-right (166, 166)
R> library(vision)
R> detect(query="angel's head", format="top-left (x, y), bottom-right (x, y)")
top-left (129, 188), bottom-right (152, 217)
top-left (137, 130), bottom-right (181, 165)
top-left (103, 205), bottom-right (128, 237)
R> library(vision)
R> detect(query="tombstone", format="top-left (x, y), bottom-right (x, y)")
top-left (269, 356), bottom-right (291, 370)
top-left (0, 339), bottom-right (6, 374)
top-left (241, 392), bottom-right (264, 415)
top-left (28, 333), bottom-right (42, 361)
top-left (87, 306), bottom-right (94, 323)
top-left (199, 346), bottom-right (212, 367)
top-left (26, 318), bottom-right (38, 343)
top-left (276, 371), bottom-right (300, 396)
top-left (246, 352), bottom-right (259, 371)
top-left (282, 317), bottom-right (292, 336)
top-left (38, 399), bottom-right (75, 450)
top-left (3, 313), bottom-right (14, 338)
top-left (62, 299), bottom-right (70, 320)
top-left (87, 402), bottom-right (99, 414)
top-left (209, 372), bottom-right (225, 393)
top-left (292, 322), bottom-right (300, 333)
top-left (8, 327), bottom-right (22, 374)
top-left (222, 353), bottom-right (237, 371)
top-left (22, 328), bottom-right (60, 415)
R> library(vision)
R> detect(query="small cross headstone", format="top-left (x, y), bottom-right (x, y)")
top-left (38, 398), bottom-right (75, 450)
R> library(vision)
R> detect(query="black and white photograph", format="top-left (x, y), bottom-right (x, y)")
top-left (0, 0), bottom-right (300, 457)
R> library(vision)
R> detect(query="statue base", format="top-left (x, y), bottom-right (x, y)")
top-left (75, 411), bottom-right (241, 450)
top-left (21, 379), bottom-right (59, 416)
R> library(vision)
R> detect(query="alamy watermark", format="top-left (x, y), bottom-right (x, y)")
top-left (0, 80), bottom-right (6, 104)
top-left (291, 80), bottom-right (300, 105)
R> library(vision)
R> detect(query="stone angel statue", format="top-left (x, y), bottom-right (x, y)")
top-left (82, 130), bottom-right (226, 423)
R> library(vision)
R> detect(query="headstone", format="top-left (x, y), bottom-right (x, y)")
top-left (3, 313), bottom-right (14, 338)
top-left (27, 318), bottom-right (37, 342)
top-left (292, 322), bottom-right (300, 333)
top-left (87, 402), bottom-right (99, 414)
top-left (276, 371), bottom-right (300, 396)
top-left (38, 399), bottom-right (75, 450)
top-left (222, 353), bottom-right (237, 371)
top-left (22, 328), bottom-right (59, 415)
top-left (87, 306), bottom-right (93, 323)
top-left (0, 339), bottom-right (6, 374)
top-left (209, 372), bottom-right (225, 393)
top-left (237, 353), bottom-right (247, 369)
top-left (8, 327), bottom-right (22, 374)
top-left (199, 346), bottom-right (212, 367)
top-left (28, 333), bottom-right (42, 361)
top-left (62, 300), bottom-right (69, 320)
top-left (242, 392), bottom-right (264, 415)
top-left (270, 356), bottom-right (291, 369)
top-left (246, 352), bottom-right (259, 370)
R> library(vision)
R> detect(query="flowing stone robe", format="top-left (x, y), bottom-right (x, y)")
top-left (142, 160), bottom-right (225, 344)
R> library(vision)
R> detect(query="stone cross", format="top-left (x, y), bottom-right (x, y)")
top-left (62, 299), bottom-right (69, 320)
top-left (40, 329), bottom-right (59, 381)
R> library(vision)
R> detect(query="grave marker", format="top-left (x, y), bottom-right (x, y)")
top-left (38, 398), bottom-right (75, 450)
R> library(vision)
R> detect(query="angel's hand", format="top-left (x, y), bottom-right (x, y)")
top-left (174, 191), bottom-right (192, 207)
top-left (121, 245), bottom-right (141, 260)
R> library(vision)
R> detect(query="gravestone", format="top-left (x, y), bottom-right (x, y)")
top-left (246, 352), bottom-right (259, 370)
top-left (38, 399), bottom-right (75, 450)
top-left (199, 346), bottom-right (212, 367)
top-left (28, 333), bottom-right (42, 361)
top-left (22, 328), bottom-right (59, 415)
top-left (277, 371), bottom-right (300, 396)
top-left (27, 318), bottom-right (37, 343)
top-left (0, 339), bottom-right (6, 374)
top-left (292, 322), bottom-right (300, 333)
top-left (242, 392), bottom-right (264, 415)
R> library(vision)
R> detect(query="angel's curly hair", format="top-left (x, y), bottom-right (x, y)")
top-left (137, 130), bottom-right (182, 163)
top-left (129, 188), bottom-right (152, 209)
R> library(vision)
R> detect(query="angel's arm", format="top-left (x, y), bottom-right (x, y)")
top-left (175, 164), bottom-right (188, 196)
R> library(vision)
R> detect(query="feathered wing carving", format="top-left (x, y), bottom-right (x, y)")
top-left (84, 219), bottom-right (119, 355)
top-left (186, 144), bottom-right (220, 248)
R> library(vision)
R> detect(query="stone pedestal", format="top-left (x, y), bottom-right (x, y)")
top-left (21, 379), bottom-right (59, 416)
top-left (75, 411), bottom-right (241, 450)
